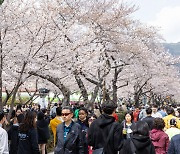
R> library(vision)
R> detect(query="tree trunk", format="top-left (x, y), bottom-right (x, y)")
top-left (0, 30), bottom-right (3, 110)
top-left (29, 71), bottom-right (70, 106)
top-left (8, 62), bottom-right (27, 120)
top-left (88, 85), bottom-right (99, 109)
top-left (112, 68), bottom-right (118, 104)
top-left (134, 93), bottom-right (140, 107)
top-left (74, 70), bottom-right (89, 106)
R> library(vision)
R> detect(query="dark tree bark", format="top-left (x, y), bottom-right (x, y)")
top-left (29, 71), bottom-right (70, 106)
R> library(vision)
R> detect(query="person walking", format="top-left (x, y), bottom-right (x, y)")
top-left (151, 104), bottom-right (162, 118)
top-left (54, 106), bottom-right (84, 154)
top-left (121, 111), bottom-right (136, 139)
top-left (8, 113), bottom-right (24, 154)
top-left (0, 110), bottom-right (9, 154)
top-left (150, 118), bottom-right (169, 154)
top-left (165, 119), bottom-right (180, 140)
top-left (76, 107), bottom-right (89, 154)
top-left (17, 111), bottom-right (40, 154)
top-left (88, 101), bottom-right (122, 154)
top-left (36, 111), bottom-right (50, 154)
top-left (120, 121), bottom-right (155, 154)
top-left (87, 113), bottom-right (97, 154)
top-left (50, 103), bottom-right (58, 119)
top-left (163, 107), bottom-right (180, 130)
top-left (142, 107), bottom-right (154, 130)
top-left (50, 107), bottom-right (63, 146)
top-left (168, 134), bottom-right (180, 154)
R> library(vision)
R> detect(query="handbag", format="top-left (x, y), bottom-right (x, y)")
top-left (92, 122), bottom-right (116, 154)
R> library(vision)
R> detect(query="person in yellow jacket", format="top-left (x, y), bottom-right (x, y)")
top-left (163, 107), bottom-right (180, 130)
top-left (50, 107), bottom-right (63, 146)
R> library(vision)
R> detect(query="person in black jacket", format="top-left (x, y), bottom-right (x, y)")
top-left (8, 113), bottom-right (24, 154)
top-left (18, 111), bottom-right (40, 154)
top-left (120, 121), bottom-right (155, 154)
top-left (142, 107), bottom-right (154, 130)
top-left (76, 107), bottom-right (89, 154)
top-left (54, 106), bottom-right (84, 154)
top-left (88, 101), bottom-right (122, 154)
top-left (36, 111), bottom-right (50, 154)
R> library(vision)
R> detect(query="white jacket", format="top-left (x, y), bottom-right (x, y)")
top-left (0, 126), bottom-right (9, 154)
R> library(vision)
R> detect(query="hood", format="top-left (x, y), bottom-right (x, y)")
top-left (97, 114), bottom-right (115, 128)
top-left (132, 134), bottom-right (151, 150)
top-left (150, 129), bottom-right (163, 141)
top-left (37, 119), bottom-right (48, 127)
top-left (11, 125), bottom-right (19, 130)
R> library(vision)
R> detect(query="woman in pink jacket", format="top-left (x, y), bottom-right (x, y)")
top-left (150, 118), bottom-right (169, 154)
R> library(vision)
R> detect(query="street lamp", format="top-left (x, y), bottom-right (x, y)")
top-left (38, 88), bottom-right (50, 109)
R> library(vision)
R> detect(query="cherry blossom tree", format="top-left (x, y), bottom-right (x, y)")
top-left (1, 0), bottom-right (180, 110)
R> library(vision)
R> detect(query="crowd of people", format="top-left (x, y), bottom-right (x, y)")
top-left (1, 101), bottom-right (180, 154)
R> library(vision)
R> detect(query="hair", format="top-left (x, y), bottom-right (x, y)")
top-left (170, 119), bottom-right (177, 127)
top-left (87, 113), bottom-right (97, 120)
top-left (166, 107), bottom-right (174, 115)
top-left (41, 108), bottom-right (47, 114)
top-left (160, 106), bottom-right (165, 110)
top-left (133, 121), bottom-right (150, 136)
top-left (153, 118), bottom-right (165, 130)
top-left (17, 114), bottom-right (24, 124)
top-left (10, 110), bottom-right (16, 119)
top-left (0, 110), bottom-right (4, 121)
top-left (19, 111), bottom-right (37, 132)
top-left (101, 101), bottom-right (117, 115)
top-left (37, 111), bottom-right (44, 120)
top-left (124, 111), bottom-right (134, 122)
top-left (56, 107), bottom-right (62, 116)
top-left (16, 104), bottom-right (22, 110)
top-left (146, 108), bottom-right (152, 115)
top-left (16, 108), bottom-right (22, 113)
top-left (79, 107), bottom-right (88, 115)
top-left (62, 106), bottom-right (74, 113)
top-left (152, 104), bottom-right (158, 108)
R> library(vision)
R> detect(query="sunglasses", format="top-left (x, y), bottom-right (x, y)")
top-left (62, 113), bottom-right (71, 116)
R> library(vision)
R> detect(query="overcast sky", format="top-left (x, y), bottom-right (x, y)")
top-left (127, 0), bottom-right (180, 43)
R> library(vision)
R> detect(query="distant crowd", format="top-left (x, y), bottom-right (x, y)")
top-left (1, 102), bottom-right (180, 154)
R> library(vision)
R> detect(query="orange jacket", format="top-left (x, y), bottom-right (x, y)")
top-left (50, 117), bottom-right (62, 146)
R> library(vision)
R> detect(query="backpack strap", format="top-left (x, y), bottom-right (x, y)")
top-left (102, 122), bottom-right (116, 151)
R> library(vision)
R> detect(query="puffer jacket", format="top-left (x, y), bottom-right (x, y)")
top-left (150, 129), bottom-right (169, 154)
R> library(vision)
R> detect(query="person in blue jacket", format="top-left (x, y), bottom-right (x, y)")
top-left (168, 134), bottom-right (180, 154)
